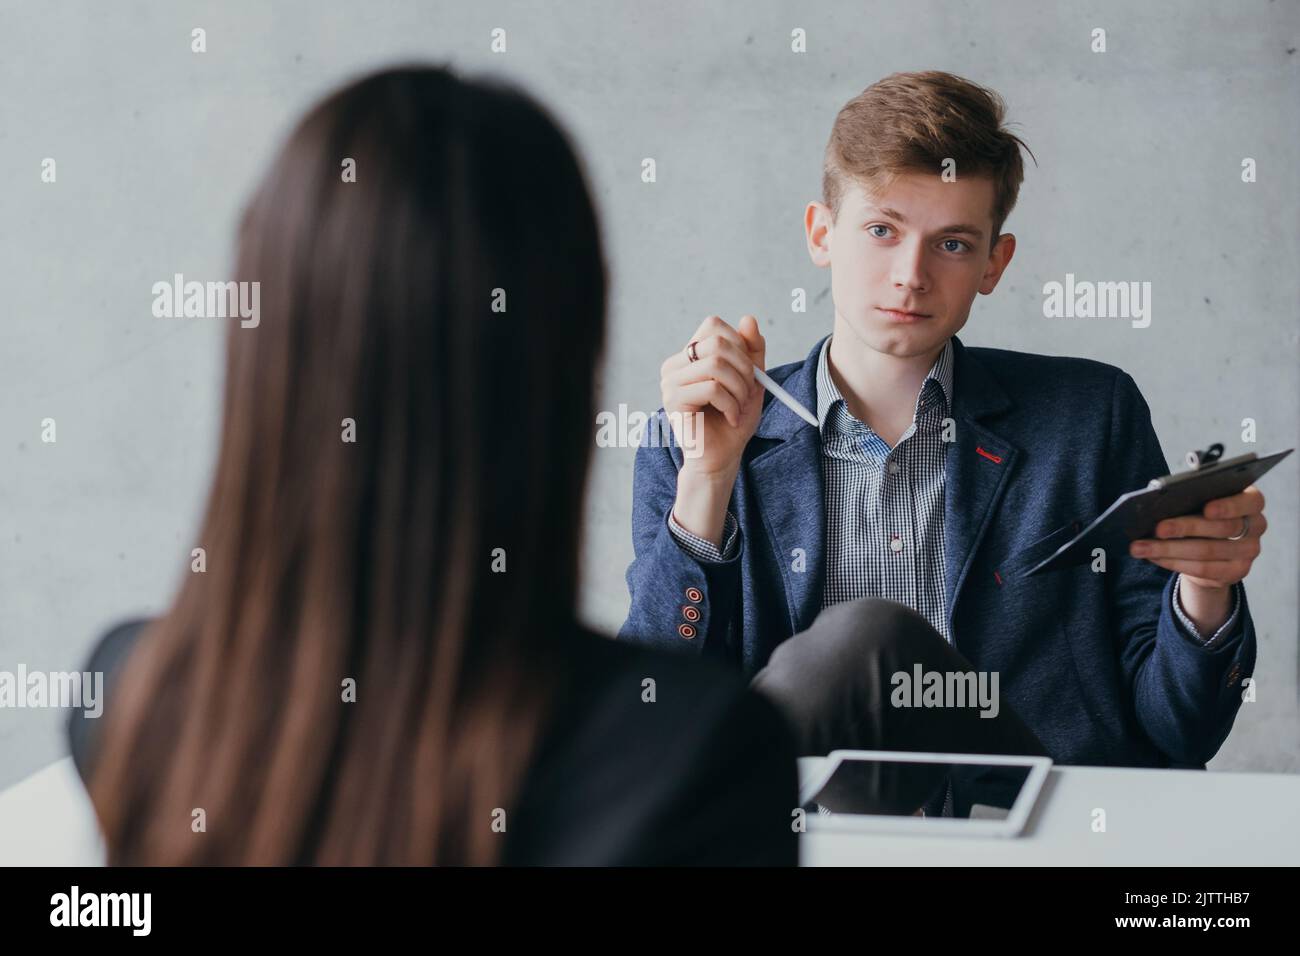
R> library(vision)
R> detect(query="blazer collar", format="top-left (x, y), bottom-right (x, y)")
top-left (948, 334), bottom-right (1013, 422)
top-left (754, 334), bottom-right (828, 441)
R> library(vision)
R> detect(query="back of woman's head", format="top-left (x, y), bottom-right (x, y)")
top-left (88, 65), bottom-right (607, 864)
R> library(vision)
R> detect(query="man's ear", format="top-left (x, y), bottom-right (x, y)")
top-left (978, 233), bottom-right (1016, 295)
top-left (805, 201), bottom-right (833, 268)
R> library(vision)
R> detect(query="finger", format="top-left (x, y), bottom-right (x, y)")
top-left (667, 350), bottom-right (752, 409)
top-left (1155, 512), bottom-right (1267, 540)
top-left (660, 330), bottom-right (754, 387)
top-left (663, 318), bottom-right (750, 380)
top-left (687, 333), bottom-right (761, 384)
top-left (1131, 537), bottom-right (1260, 562)
top-left (665, 321), bottom-right (738, 382)
top-left (675, 380), bottom-right (742, 427)
top-left (1203, 485), bottom-right (1265, 519)
top-left (1140, 556), bottom-right (1248, 585)
top-left (688, 315), bottom-right (747, 353)
top-left (737, 314), bottom-right (766, 363)
top-left (735, 316), bottom-right (766, 402)
top-left (661, 348), bottom-right (692, 380)
top-left (668, 346), bottom-right (751, 401)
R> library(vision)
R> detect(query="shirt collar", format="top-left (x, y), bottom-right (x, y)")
top-left (815, 335), bottom-right (954, 438)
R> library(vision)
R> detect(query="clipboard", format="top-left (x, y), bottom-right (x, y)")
top-left (1022, 443), bottom-right (1294, 577)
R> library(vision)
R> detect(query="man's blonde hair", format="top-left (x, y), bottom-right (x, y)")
top-left (822, 71), bottom-right (1034, 245)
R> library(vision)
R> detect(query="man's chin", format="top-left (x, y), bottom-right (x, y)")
top-left (854, 319), bottom-right (953, 358)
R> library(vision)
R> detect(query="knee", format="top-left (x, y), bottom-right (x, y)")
top-left (758, 598), bottom-right (941, 693)
top-left (810, 597), bottom-right (945, 659)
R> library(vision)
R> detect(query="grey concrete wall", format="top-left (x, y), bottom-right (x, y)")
top-left (1, 0), bottom-right (1296, 789)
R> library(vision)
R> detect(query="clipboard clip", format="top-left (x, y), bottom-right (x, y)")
top-left (1148, 442), bottom-right (1257, 490)
top-left (1147, 442), bottom-right (1228, 490)
top-left (1184, 443), bottom-right (1224, 469)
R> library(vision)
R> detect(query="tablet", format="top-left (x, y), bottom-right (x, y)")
top-left (798, 750), bottom-right (1052, 837)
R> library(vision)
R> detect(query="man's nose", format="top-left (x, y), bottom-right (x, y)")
top-left (891, 240), bottom-right (930, 293)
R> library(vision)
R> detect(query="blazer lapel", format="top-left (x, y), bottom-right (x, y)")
top-left (943, 335), bottom-right (1020, 639)
top-left (746, 336), bottom-right (828, 635)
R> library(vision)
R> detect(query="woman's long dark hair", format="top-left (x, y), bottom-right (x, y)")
top-left (87, 66), bottom-right (607, 864)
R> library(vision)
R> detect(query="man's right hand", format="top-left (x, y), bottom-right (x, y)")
top-left (659, 315), bottom-right (766, 546)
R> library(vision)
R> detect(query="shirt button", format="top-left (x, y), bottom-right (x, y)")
top-left (887, 460), bottom-right (900, 475)
top-left (889, 536), bottom-right (904, 552)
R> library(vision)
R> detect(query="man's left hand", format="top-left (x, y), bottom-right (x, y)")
top-left (1129, 484), bottom-right (1267, 632)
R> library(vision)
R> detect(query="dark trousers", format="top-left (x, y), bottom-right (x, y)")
top-left (750, 597), bottom-right (1049, 815)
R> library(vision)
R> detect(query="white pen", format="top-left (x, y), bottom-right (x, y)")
top-left (753, 365), bottom-right (819, 427)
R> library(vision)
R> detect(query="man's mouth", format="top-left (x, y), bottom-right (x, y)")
top-left (876, 307), bottom-right (932, 323)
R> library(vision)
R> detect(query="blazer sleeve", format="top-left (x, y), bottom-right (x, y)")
top-left (616, 409), bottom-right (744, 660)
top-left (1102, 372), bottom-right (1257, 766)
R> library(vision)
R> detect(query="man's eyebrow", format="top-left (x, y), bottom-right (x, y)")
top-left (868, 205), bottom-right (986, 239)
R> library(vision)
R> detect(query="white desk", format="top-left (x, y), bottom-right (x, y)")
top-left (796, 757), bottom-right (1300, 866)
top-left (3, 756), bottom-right (1298, 866)
top-left (0, 757), bottom-right (105, 866)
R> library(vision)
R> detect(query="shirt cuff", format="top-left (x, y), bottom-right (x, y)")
top-left (1172, 573), bottom-right (1242, 648)
top-left (668, 510), bottom-right (740, 563)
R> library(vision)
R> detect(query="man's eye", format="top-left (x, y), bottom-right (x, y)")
top-left (941, 239), bottom-right (969, 253)
top-left (867, 225), bottom-right (891, 238)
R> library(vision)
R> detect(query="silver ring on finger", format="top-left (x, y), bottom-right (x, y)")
top-left (1227, 515), bottom-right (1250, 541)
top-left (686, 340), bottom-right (700, 363)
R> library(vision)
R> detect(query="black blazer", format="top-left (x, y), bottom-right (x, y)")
top-left (67, 619), bottom-right (799, 866)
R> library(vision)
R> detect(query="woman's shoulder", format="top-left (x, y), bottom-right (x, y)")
top-left (66, 617), bottom-right (153, 782)
top-left (84, 618), bottom-right (152, 676)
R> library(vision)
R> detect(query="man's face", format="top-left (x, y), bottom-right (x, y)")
top-left (805, 170), bottom-right (1015, 359)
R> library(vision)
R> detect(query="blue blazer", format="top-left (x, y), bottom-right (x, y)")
top-left (618, 334), bottom-right (1256, 768)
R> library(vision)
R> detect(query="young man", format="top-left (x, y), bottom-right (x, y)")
top-left (618, 71), bottom-right (1266, 775)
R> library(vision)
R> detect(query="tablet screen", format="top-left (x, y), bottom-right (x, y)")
top-left (801, 757), bottom-right (1032, 819)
